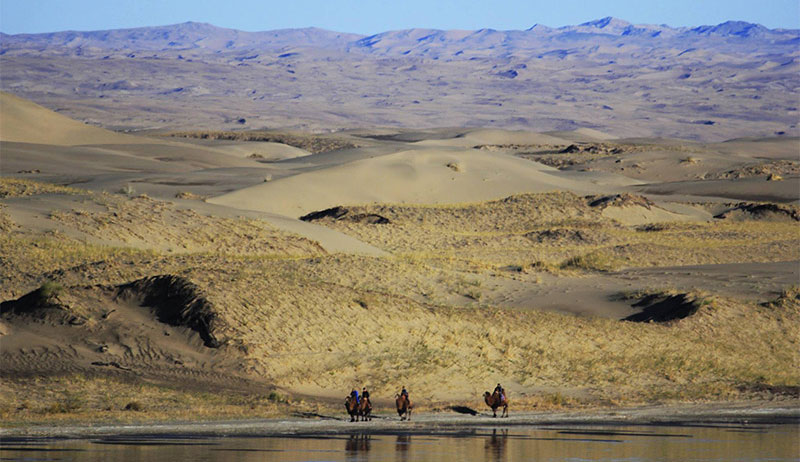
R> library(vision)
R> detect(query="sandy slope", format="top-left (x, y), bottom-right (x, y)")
top-left (0, 91), bottom-right (153, 146)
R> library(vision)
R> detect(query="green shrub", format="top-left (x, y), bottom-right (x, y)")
top-left (38, 281), bottom-right (63, 299)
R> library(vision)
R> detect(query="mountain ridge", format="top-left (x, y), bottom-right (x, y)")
top-left (1, 17), bottom-right (797, 141)
top-left (2, 17), bottom-right (796, 55)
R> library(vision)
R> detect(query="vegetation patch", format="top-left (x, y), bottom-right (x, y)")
top-left (0, 178), bottom-right (81, 198)
top-left (761, 286), bottom-right (800, 309)
top-left (166, 130), bottom-right (358, 154)
top-left (0, 281), bottom-right (85, 325)
top-left (711, 160), bottom-right (800, 180)
top-left (714, 202), bottom-right (800, 222)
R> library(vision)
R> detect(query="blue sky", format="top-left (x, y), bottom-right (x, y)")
top-left (1, 0), bottom-right (798, 34)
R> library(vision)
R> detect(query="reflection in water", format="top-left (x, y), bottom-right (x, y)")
top-left (345, 433), bottom-right (371, 454)
top-left (395, 434), bottom-right (410, 462)
top-left (0, 424), bottom-right (798, 461)
top-left (484, 428), bottom-right (507, 462)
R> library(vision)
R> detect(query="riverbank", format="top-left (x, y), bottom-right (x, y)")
top-left (2, 400), bottom-right (797, 438)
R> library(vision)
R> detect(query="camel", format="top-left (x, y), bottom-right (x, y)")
top-left (344, 395), bottom-right (360, 422)
top-left (358, 396), bottom-right (372, 421)
top-left (483, 390), bottom-right (508, 418)
top-left (395, 393), bottom-right (413, 421)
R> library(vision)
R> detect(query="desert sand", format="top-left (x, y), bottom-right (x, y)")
top-left (0, 80), bottom-right (798, 428)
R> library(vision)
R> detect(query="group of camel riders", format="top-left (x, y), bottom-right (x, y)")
top-left (346, 384), bottom-right (507, 419)
top-left (350, 385), bottom-right (410, 407)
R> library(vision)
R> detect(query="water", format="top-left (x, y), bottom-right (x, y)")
top-left (1, 424), bottom-right (798, 461)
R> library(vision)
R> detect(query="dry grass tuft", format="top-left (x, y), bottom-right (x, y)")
top-left (0, 178), bottom-right (81, 198)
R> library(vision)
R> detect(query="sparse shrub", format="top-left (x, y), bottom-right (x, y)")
top-left (561, 252), bottom-right (617, 272)
top-left (38, 280), bottom-right (63, 299)
top-left (45, 392), bottom-right (84, 413)
top-left (118, 184), bottom-right (135, 195)
top-left (464, 289), bottom-right (482, 300)
top-left (762, 285), bottom-right (800, 308)
top-left (267, 391), bottom-right (285, 403)
top-left (124, 401), bottom-right (143, 411)
top-left (544, 393), bottom-right (570, 407)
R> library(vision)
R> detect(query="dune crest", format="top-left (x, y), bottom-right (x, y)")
top-left (208, 148), bottom-right (639, 217)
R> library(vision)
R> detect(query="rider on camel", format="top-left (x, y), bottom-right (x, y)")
top-left (362, 387), bottom-right (370, 406)
top-left (493, 383), bottom-right (505, 401)
top-left (400, 386), bottom-right (409, 402)
top-left (350, 388), bottom-right (360, 405)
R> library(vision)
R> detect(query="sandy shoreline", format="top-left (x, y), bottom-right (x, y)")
top-left (2, 401), bottom-right (797, 438)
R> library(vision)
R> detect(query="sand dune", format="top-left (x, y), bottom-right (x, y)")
top-left (414, 128), bottom-right (569, 148)
top-left (200, 141), bottom-right (311, 161)
top-left (709, 137), bottom-right (800, 160)
top-left (209, 147), bottom-right (640, 217)
top-left (0, 91), bottom-right (152, 146)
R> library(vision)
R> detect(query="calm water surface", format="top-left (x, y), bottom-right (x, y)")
top-left (1, 424), bottom-right (798, 461)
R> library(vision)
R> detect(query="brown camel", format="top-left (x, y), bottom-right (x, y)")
top-left (344, 395), bottom-right (359, 422)
top-left (358, 396), bottom-right (372, 421)
top-left (483, 390), bottom-right (508, 418)
top-left (395, 393), bottom-right (413, 421)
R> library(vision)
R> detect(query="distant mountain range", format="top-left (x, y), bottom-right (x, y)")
top-left (1, 18), bottom-right (797, 140)
top-left (2, 18), bottom-right (796, 57)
